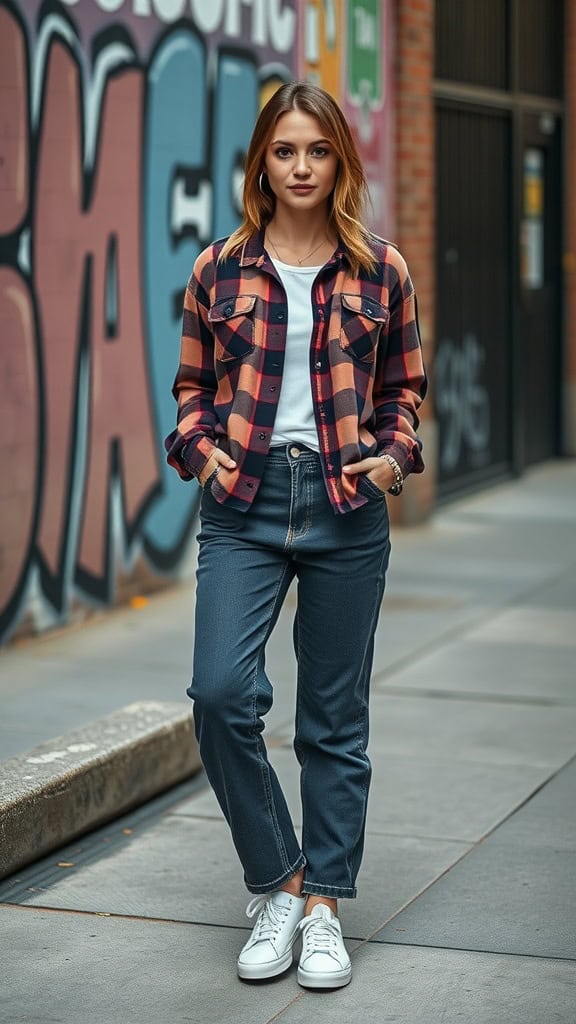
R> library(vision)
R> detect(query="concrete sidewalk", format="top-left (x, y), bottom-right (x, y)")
top-left (1, 460), bottom-right (575, 1023)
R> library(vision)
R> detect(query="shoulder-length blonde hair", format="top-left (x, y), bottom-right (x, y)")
top-left (219, 82), bottom-right (376, 277)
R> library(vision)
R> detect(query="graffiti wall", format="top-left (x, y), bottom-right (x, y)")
top-left (0, 0), bottom-right (394, 643)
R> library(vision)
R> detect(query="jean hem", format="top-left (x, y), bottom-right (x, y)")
top-left (301, 882), bottom-right (357, 899)
top-left (244, 854), bottom-right (306, 895)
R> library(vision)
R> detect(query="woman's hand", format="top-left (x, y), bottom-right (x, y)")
top-left (343, 457), bottom-right (395, 494)
top-left (198, 450), bottom-right (237, 488)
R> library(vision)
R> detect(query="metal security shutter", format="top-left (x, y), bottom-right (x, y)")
top-left (517, 0), bottom-right (563, 98)
top-left (434, 0), bottom-right (563, 495)
top-left (435, 0), bottom-right (508, 88)
top-left (435, 104), bottom-right (512, 493)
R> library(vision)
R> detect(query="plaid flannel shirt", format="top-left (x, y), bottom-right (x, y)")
top-left (165, 230), bottom-right (427, 514)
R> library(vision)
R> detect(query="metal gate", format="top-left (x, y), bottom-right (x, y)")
top-left (434, 0), bottom-right (563, 495)
top-left (435, 105), bottom-right (511, 491)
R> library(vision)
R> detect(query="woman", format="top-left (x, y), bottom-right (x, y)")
top-left (166, 82), bottom-right (426, 989)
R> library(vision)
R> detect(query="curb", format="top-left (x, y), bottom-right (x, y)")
top-left (0, 701), bottom-right (202, 881)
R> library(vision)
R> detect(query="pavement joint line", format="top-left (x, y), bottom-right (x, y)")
top-left (3, 900), bottom-right (366, 948)
top-left (170, 808), bottom-right (476, 846)
top-left (256, 937), bottom-right (576, 1024)
top-left (372, 686), bottom-right (575, 707)
top-left (356, 753), bottom-right (576, 951)
top-left (362, 829), bottom-right (473, 845)
top-left (264, 991), bottom-right (307, 1023)
top-left (5, 896), bottom-right (575, 968)
top-left (0, 901), bottom-right (258, 934)
top-left (0, 901), bottom-right (195, 927)
top-left (347, 755), bottom-right (576, 950)
top-left (358, 843), bottom-right (480, 946)
top-left (373, 561), bottom-right (576, 688)
top-left (272, 738), bottom-right (576, 771)
top-left (364, 938), bottom-right (576, 964)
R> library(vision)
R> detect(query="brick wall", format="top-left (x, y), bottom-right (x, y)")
top-left (394, 0), bottom-right (436, 521)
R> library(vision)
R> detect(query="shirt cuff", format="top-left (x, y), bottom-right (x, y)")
top-left (182, 435), bottom-right (216, 478)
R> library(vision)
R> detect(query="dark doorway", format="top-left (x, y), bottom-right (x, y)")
top-left (434, 0), bottom-right (564, 496)
top-left (435, 104), bottom-right (512, 494)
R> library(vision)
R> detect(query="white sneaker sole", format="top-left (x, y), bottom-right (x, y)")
top-left (238, 948), bottom-right (293, 981)
top-left (297, 964), bottom-right (352, 989)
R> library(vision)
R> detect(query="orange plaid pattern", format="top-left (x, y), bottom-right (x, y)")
top-left (166, 231), bottom-right (427, 513)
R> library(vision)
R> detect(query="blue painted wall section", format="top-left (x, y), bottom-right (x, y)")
top-left (0, 1), bottom-right (296, 642)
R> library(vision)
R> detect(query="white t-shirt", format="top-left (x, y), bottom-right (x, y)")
top-left (270, 257), bottom-right (322, 452)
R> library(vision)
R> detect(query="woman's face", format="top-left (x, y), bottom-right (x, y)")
top-left (263, 109), bottom-right (339, 214)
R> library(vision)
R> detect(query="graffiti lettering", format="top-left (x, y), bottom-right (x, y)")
top-left (436, 333), bottom-right (491, 472)
top-left (1, 0), bottom-right (393, 643)
top-left (59, 0), bottom-right (297, 51)
top-left (0, 2), bottom-right (292, 639)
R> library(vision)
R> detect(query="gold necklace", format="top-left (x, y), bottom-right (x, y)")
top-left (266, 233), bottom-right (328, 266)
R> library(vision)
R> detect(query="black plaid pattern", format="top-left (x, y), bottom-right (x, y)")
top-left (165, 230), bottom-right (427, 514)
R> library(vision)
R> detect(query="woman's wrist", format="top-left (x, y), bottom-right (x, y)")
top-left (378, 453), bottom-right (404, 495)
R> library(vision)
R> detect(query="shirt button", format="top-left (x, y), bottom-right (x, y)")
top-left (223, 303), bottom-right (233, 316)
top-left (270, 386), bottom-right (276, 392)
top-left (364, 306), bottom-right (374, 316)
top-left (259, 432), bottom-right (266, 440)
top-left (276, 311), bottom-right (285, 321)
top-left (315, 361), bottom-right (322, 369)
top-left (246, 482), bottom-right (254, 488)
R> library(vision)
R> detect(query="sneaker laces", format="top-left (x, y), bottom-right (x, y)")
top-left (298, 911), bottom-right (343, 961)
top-left (245, 895), bottom-right (290, 944)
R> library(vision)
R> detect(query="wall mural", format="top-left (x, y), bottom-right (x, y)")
top-left (0, 0), bottom-right (394, 642)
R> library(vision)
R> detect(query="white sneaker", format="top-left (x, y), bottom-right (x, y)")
top-left (297, 904), bottom-right (352, 989)
top-left (237, 890), bottom-right (306, 980)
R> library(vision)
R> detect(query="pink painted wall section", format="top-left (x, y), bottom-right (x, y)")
top-left (0, 1), bottom-right (299, 641)
top-left (0, 268), bottom-right (39, 617)
top-left (0, 9), bottom-right (29, 233)
top-left (0, 0), bottom-right (396, 643)
top-left (34, 40), bottom-right (160, 589)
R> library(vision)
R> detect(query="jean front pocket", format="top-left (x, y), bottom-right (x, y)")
top-left (200, 487), bottom-right (246, 534)
top-left (209, 294), bottom-right (257, 362)
top-left (356, 473), bottom-right (387, 501)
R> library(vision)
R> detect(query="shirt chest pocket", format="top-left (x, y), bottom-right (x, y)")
top-left (208, 294), bottom-right (257, 362)
top-left (339, 293), bottom-right (389, 362)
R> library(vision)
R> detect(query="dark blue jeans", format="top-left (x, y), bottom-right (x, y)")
top-left (189, 445), bottom-right (391, 898)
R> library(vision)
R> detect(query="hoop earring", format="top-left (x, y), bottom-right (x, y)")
top-left (258, 172), bottom-right (267, 194)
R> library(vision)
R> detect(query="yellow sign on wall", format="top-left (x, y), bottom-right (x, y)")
top-left (301, 0), bottom-right (343, 99)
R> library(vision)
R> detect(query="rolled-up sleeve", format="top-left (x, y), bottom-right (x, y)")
top-left (373, 270), bottom-right (427, 477)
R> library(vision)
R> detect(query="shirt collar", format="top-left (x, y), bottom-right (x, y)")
top-left (239, 228), bottom-right (350, 269)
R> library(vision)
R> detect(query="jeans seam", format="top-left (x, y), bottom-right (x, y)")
top-left (302, 464), bottom-right (312, 537)
top-left (346, 540), bottom-right (390, 888)
top-left (251, 560), bottom-right (293, 874)
top-left (302, 882), bottom-right (356, 893)
top-left (303, 882), bottom-right (354, 890)
top-left (246, 854), bottom-right (307, 894)
top-left (294, 607), bottom-right (304, 771)
top-left (284, 457), bottom-right (296, 550)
